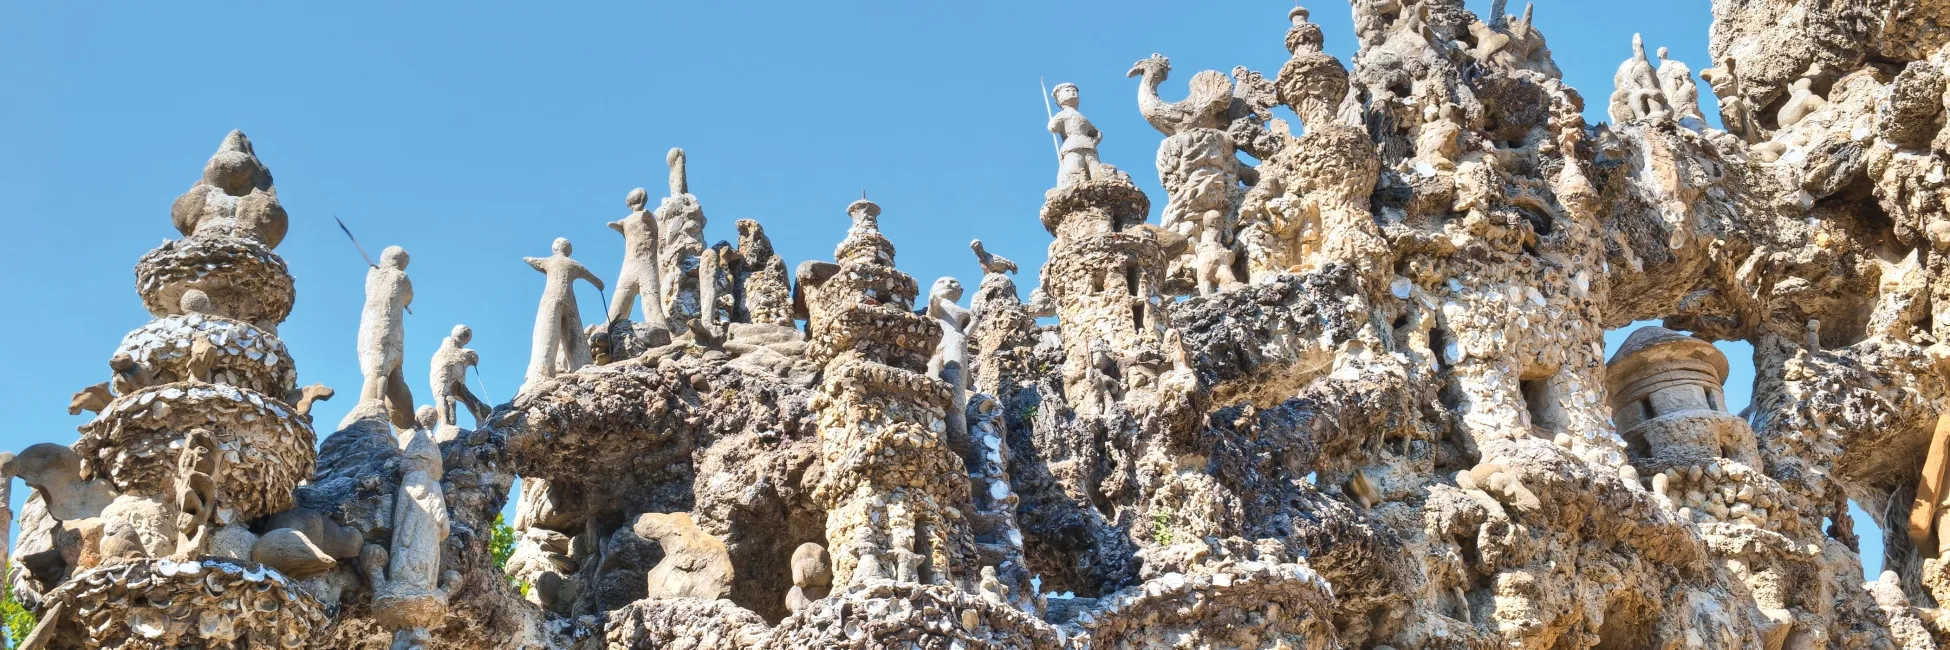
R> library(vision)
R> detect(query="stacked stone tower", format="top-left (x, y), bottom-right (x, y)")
top-left (798, 199), bottom-right (973, 588)
top-left (1036, 169), bottom-right (1166, 411)
top-left (19, 131), bottom-right (331, 646)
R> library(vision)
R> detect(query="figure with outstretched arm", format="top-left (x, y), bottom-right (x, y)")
top-left (523, 238), bottom-right (605, 390)
top-left (606, 187), bottom-right (670, 330)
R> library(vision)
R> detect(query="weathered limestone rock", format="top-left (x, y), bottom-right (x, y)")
top-left (33, 2), bottom-right (1950, 647)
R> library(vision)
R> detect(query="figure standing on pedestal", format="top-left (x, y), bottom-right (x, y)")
top-left (1048, 83), bottom-right (1116, 188)
top-left (357, 246), bottom-right (416, 430)
top-left (429, 324), bottom-right (490, 431)
top-left (365, 406), bottom-right (455, 650)
top-left (606, 187), bottom-right (670, 330)
top-left (523, 238), bottom-right (604, 389)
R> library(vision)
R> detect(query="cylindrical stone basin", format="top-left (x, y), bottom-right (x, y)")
top-left (135, 235), bottom-right (294, 325)
top-left (76, 382), bottom-right (315, 521)
top-left (113, 313), bottom-right (297, 398)
top-left (43, 557), bottom-right (326, 649)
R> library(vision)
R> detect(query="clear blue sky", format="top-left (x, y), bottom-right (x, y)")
top-left (1, 2), bottom-right (1879, 574)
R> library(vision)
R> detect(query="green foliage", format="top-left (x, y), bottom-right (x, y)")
top-left (490, 513), bottom-right (518, 570)
top-left (1, 570), bottom-right (38, 648)
top-left (489, 513), bottom-right (533, 596)
top-left (1152, 510), bottom-right (1174, 546)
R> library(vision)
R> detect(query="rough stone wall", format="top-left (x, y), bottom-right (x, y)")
top-left (30, 1), bottom-right (1950, 648)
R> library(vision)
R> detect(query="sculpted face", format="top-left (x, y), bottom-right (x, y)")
top-left (931, 277), bottom-right (964, 304)
top-left (382, 246), bottom-right (411, 270)
top-left (1054, 83), bottom-right (1080, 108)
top-left (451, 324), bottom-right (472, 345)
top-left (553, 237), bottom-right (573, 256)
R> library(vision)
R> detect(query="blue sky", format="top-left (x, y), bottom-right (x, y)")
top-left (0, 1), bottom-right (1881, 574)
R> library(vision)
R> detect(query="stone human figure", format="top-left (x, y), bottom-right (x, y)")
top-left (606, 187), bottom-right (671, 330)
top-left (1778, 64), bottom-right (1829, 130)
top-left (656, 148), bottom-right (709, 325)
top-left (1078, 339), bottom-right (1122, 415)
top-left (927, 278), bottom-right (973, 382)
top-left (1608, 34), bottom-right (1671, 124)
top-left (357, 246), bottom-right (417, 430)
top-left (171, 429), bottom-right (221, 560)
top-left (852, 526), bottom-right (888, 583)
top-left (1656, 47), bottom-right (1704, 122)
top-left (366, 406), bottom-right (453, 650)
top-left (786, 542), bottom-right (832, 612)
top-left (1193, 211), bottom-right (1241, 295)
top-left (1700, 57), bottom-right (1758, 142)
top-left (429, 324), bottom-right (490, 430)
top-left (523, 238), bottom-right (604, 389)
top-left (1048, 82), bottom-right (1114, 188)
top-left (978, 566), bottom-right (1008, 604)
top-left (889, 524), bottom-right (924, 584)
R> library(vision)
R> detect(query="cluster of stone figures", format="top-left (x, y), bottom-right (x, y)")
top-left (23, 0), bottom-right (1950, 647)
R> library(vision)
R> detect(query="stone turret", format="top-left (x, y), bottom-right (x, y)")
top-left (23, 131), bottom-right (329, 647)
top-left (797, 199), bottom-right (974, 589)
top-left (1037, 150), bottom-right (1167, 414)
top-left (1605, 327), bottom-right (1758, 468)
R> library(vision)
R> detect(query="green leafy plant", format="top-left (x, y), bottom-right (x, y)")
top-left (1, 570), bottom-right (38, 648)
top-left (488, 514), bottom-right (531, 597)
top-left (1152, 510), bottom-right (1174, 546)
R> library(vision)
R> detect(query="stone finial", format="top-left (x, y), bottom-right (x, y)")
top-left (667, 148), bottom-right (688, 196)
top-left (1285, 6), bottom-right (1324, 54)
top-left (835, 199), bottom-right (896, 267)
top-left (170, 130), bottom-right (289, 249)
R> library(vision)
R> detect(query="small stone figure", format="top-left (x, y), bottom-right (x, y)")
top-left (889, 525), bottom-right (924, 584)
top-left (633, 512), bottom-right (734, 600)
top-left (692, 244), bottom-right (724, 340)
top-left (356, 246), bottom-right (417, 430)
top-left (366, 406), bottom-right (454, 649)
top-left (1047, 82), bottom-right (1116, 188)
top-left (1656, 47), bottom-right (1704, 122)
top-left (852, 527), bottom-right (888, 583)
top-left (67, 383), bottom-right (112, 416)
top-left (978, 566), bottom-right (1008, 604)
top-left (927, 278), bottom-right (973, 382)
top-left (1193, 211), bottom-right (1241, 295)
top-left (786, 542), bottom-right (832, 613)
top-left (970, 240), bottom-right (1018, 276)
top-left (1700, 57), bottom-right (1758, 142)
top-left (1608, 34), bottom-right (1672, 124)
top-left (523, 238), bottom-right (605, 389)
top-left (169, 130), bottom-right (289, 248)
top-left (1777, 64), bottom-right (1829, 130)
top-left (171, 429), bottom-right (221, 560)
top-left (1078, 339), bottom-right (1122, 415)
top-left (429, 324), bottom-right (491, 430)
top-left (4, 444), bottom-right (116, 522)
top-left (288, 383), bottom-right (336, 422)
top-left (109, 350), bottom-right (153, 397)
top-left (733, 219), bottom-right (795, 327)
top-left (606, 187), bottom-right (671, 330)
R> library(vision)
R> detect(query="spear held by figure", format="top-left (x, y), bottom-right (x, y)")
top-left (1040, 77), bottom-right (1061, 159)
top-left (334, 216), bottom-right (412, 314)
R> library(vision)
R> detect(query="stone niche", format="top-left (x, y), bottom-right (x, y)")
top-left (1604, 326), bottom-right (1760, 470)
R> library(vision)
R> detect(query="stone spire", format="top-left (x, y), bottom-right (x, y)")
top-left (795, 199), bottom-right (974, 589)
top-left (29, 131), bottom-right (331, 646)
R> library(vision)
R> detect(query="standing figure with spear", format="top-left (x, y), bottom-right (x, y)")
top-left (336, 216), bottom-right (419, 429)
top-left (1044, 79), bottom-right (1110, 188)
